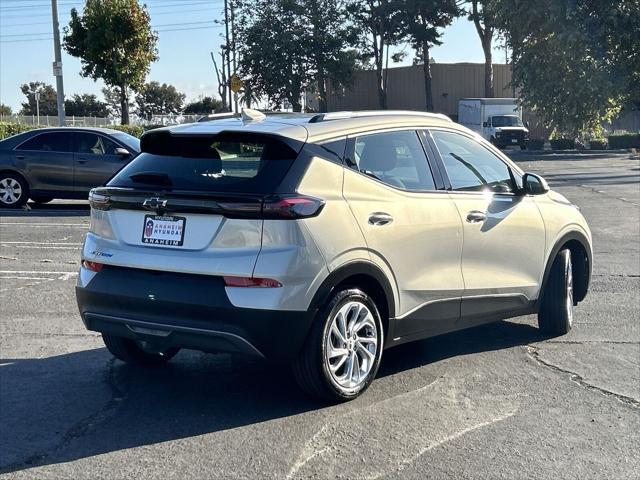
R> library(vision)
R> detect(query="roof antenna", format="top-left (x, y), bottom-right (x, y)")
top-left (241, 108), bottom-right (266, 123)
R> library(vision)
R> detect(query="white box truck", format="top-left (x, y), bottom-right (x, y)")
top-left (458, 98), bottom-right (529, 149)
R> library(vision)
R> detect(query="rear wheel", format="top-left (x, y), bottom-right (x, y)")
top-left (292, 289), bottom-right (383, 402)
top-left (0, 173), bottom-right (28, 208)
top-left (538, 249), bottom-right (573, 335)
top-left (102, 333), bottom-right (180, 366)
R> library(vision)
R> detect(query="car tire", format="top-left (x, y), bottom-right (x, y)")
top-left (292, 288), bottom-right (384, 402)
top-left (102, 333), bottom-right (180, 366)
top-left (538, 249), bottom-right (573, 335)
top-left (0, 173), bottom-right (29, 208)
top-left (30, 196), bottom-right (54, 204)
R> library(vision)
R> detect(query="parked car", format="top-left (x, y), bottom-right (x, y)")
top-left (0, 127), bottom-right (140, 208)
top-left (75, 110), bottom-right (592, 402)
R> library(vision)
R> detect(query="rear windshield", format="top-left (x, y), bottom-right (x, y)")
top-left (108, 136), bottom-right (297, 193)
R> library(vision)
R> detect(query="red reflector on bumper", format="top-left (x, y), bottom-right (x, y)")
top-left (82, 260), bottom-right (103, 272)
top-left (223, 276), bottom-right (282, 288)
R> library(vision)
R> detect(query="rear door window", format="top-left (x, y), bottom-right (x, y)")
top-left (108, 135), bottom-right (297, 194)
top-left (75, 133), bottom-right (119, 155)
top-left (16, 132), bottom-right (72, 152)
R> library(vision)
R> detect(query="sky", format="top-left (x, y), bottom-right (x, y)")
top-left (0, 0), bottom-right (506, 112)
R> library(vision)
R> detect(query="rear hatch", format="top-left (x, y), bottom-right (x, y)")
top-left (84, 127), bottom-right (306, 277)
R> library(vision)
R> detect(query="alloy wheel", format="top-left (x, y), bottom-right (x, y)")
top-left (324, 301), bottom-right (378, 390)
top-left (0, 177), bottom-right (23, 205)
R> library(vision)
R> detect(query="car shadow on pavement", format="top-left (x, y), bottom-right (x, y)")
top-left (0, 320), bottom-right (548, 474)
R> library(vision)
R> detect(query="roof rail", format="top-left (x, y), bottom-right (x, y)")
top-left (309, 110), bottom-right (452, 123)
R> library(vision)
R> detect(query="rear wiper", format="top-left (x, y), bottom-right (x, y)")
top-left (129, 171), bottom-right (172, 187)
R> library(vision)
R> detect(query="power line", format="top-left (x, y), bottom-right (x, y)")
top-left (1, 19), bottom-right (218, 37)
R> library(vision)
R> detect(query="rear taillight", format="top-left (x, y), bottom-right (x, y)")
top-left (223, 276), bottom-right (283, 288)
top-left (82, 260), bottom-right (103, 272)
top-left (88, 190), bottom-right (111, 211)
top-left (262, 195), bottom-right (325, 219)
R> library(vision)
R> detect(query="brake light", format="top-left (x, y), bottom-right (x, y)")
top-left (88, 190), bottom-right (111, 211)
top-left (82, 260), bottom-right (103, 272)
top-left (262, 195), bottom-right (325, 219)
top-left (223, 276), bottom-right (283, 288)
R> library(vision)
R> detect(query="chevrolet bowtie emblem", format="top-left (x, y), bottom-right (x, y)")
top-left (142, 197), bottom-right (168, 212)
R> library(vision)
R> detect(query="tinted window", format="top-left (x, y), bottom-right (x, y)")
top-left (351, 130), bottom-right (436, 191)
top-left (75, 133), bottom-right (119, 155)
top-left (17, 132), bottom-right (71, 152)
top-left (431, 130), bottom-right (514, 193)
top-left (108, 137), bottom-right (297, 194)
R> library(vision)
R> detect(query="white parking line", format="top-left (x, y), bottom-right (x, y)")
top-left (0, 223), bottom-right (88, 228)
top-left (0, 270), bottom-right (78, 275)
top-left (2, 245), bottom-right (82, 250)
top-left (0, 276), bottom-right (52, 281)
top-left (0, 241), bottom-right (83, 245)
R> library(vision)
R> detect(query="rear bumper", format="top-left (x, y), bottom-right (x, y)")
top-left (76, 265), bottom-right (315, 360)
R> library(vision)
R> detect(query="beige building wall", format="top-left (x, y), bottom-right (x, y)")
top-left (325, 63), bottom-right (514, 117)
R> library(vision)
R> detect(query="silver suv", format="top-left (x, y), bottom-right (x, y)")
top-left (76, 110), bottom-right (592, 401)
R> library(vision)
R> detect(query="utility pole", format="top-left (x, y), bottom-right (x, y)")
top-left (51, 0), bottom-right (65, 126)
top-left (223, 0), bottom-right (233, 112)
top-left (230, 0), bottom-right (238, 113)
top-left (35, 90), bottom-right (41, 125)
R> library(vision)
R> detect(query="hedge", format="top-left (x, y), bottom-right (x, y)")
top-left (608, 134), bottom-right (640, 149)
top-left (0, 122), bottom-right (43, 140)
top-left (549, 138), bottom-right (576, 150)
top-left (0, 122), bottom-right (164, 141)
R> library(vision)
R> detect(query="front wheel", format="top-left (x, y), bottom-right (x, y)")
top-left (538, 249), bottom-right (573, 335)
top-left (292, 289), bottom-right (383, 402)
top-left (102, 333), bottom-right (180, 366)
top-left (0, 173), bottom-right (29, 208)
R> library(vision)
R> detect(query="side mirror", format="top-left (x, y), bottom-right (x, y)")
top-left (115, 147), bottom-right (130, 158)
top-left (522, 172), bottom-right (549, 195)
top-left (524, 121), bottom-right (530, 129)
top-left (482, 121), bottom-right (488, 128)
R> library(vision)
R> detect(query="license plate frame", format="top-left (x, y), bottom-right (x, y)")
top-left (141, 214), bottom-right (186, 247)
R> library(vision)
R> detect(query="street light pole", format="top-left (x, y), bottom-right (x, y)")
top-left (35, 90), bottom-right (41, 126)
top-left (51, 0), bottom-right (66, 126)
top-left (223, 0), bottom-right (233, 112)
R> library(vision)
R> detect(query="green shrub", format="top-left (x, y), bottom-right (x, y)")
top-left (589, 139), bottom-right (607, 150)
top-left (0, 122), bottom-right (41, 140)
top-left (550, 138), bottom-right (576, 150)
top-left (608, 134), bottom-right (640, 149)
top-left (106, 124), bottom-right (163, 138)
top-left (526, 139), bottom-right (545, 150)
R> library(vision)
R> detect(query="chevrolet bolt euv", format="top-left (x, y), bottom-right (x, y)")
top-left (76, 110), bottom-right (592, 401)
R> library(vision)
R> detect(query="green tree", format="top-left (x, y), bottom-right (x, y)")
top-left (64, 93), bottom-right (109, 117)
top-left (102, 86), bottom-right (133, 118)
top-left (135, 81), bottom-right (186, 120)
top-left (183, 96), bottom-right (224, 115)
top-left (19, 82), bottom-right (58, 116)
top-left (346, 0), bottom-right (405, 109)
top-left (0, 104), bottom-right (12, 116)
top-left (236, 0), bottom-right (310, 111)
top-left (396, 0), bottom-right (459, 111)
top-left (63, 0), bottom-right (158, 124)
top-left (494, 0), bottom-right (638, 139)
top-left (467, 0), bottom-right (498, 98)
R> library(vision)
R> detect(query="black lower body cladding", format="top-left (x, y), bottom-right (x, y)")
top-left (76, 265), bottom-right (315, 360)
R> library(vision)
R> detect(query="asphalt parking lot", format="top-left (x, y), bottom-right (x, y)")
top-left (1, 152), bottom-right (638, 479)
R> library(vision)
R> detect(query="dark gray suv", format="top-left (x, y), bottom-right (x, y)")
top-left (0, 127), bottom-right (140, 208)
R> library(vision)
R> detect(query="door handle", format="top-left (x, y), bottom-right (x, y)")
top-left (368, 212), bottom-right (393, 226)
top-left (15, 155), bottom-right (24, 160)
top-left (76, 158), bottom-right (88, 164)
top-left (466, 210), bottom-right (487, 223)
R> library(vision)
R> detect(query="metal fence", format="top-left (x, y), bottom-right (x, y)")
top-left (0, 113), bottom-right (205, 127)
top-left (0, 114), bottom-right (112, 127)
